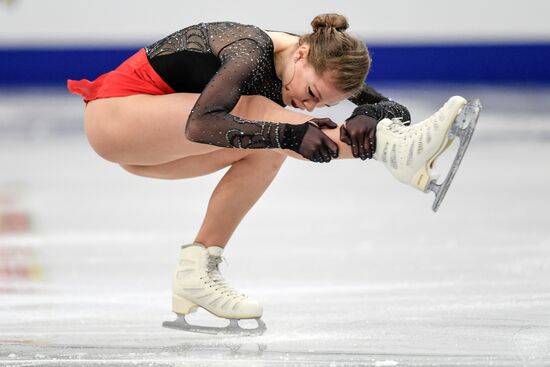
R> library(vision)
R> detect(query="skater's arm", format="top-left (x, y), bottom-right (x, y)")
top-left (232, 96), bottom-right (356, 161)
top-left (185, 38), bottom-right (339, 162)
top-left (185, 39), bottom-right (292, 149)
top-left (347, 83), bottom-right (389, 105)
top-left (347, 83), bottom-right (411, 123)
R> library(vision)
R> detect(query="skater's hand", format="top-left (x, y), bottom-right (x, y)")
top-left (340, 115), bottom-right (378, 160)
top-left (298, 118), bottom-right (339, 163)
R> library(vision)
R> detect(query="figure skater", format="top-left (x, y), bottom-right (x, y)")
top-left (68, 13), bottom-right (479, 335)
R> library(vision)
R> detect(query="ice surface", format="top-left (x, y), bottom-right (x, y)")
top-left (0, 85), bottom-right (549, 366)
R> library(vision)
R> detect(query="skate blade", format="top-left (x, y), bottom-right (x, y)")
top-left (162, 315), bottom-right (267, 336)
top-left (428, 99), bottom-right (482, 212)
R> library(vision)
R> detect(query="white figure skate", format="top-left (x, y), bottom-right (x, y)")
top-left (162, 243), bottom-right (266, 336)
top-left (374, 96), bottom-right (482, 212)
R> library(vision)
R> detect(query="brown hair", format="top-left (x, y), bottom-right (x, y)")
top-left (299, 13), bottom-right (371, 95)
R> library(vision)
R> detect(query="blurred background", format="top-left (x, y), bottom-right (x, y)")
top-left (1, 0), bottom-right (550, 84)
top-left (0, 1), bottom-right (549, 366)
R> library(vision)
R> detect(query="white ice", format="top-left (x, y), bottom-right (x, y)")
top-left (0, 85), bottom-right (549, 366)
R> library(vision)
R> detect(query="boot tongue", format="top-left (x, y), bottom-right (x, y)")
top-left (206, 246), bottom-right (224, 257)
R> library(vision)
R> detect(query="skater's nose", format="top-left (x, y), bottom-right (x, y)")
top-left (302, 99), bottom-right (315, 112)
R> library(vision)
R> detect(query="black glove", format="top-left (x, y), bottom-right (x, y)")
top-left (341, 101), bottom-right (411, 160)
top-left (347, 100), bottom-right (411, 123)
top-left (281, 118), bottom-right (339, 162)
top-left (340, 114), bottom-right (378, 160)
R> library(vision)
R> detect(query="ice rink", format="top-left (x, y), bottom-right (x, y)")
top-left (0, 86), bottom-right (549, 366)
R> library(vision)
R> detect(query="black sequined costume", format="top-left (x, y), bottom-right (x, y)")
top-left (144, 21), bottom-right (410, 150)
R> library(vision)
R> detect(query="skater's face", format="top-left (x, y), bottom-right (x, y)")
top-left (282, 44), bottom-right (351, 112)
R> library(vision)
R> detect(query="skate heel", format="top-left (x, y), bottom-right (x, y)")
top-left (414, 104), bottom-right (463, 192)
top-left (414, 141), bottom-right (451, 192)
top-left (414, 168), bottom-right (432, 192)
top-left (172, 295), bottom-right (198, 315)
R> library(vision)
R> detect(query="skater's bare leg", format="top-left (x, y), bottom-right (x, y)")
top-left (84, 93), bottom-right (354, 166)
top-left (88, 93), bottom-right (353, 249)
top-left (121, 149), bottom-right (285, 247)
top-left (231, 94), bottom-right (354, 160)
top-left (218, 94), bottom-right (356, 161)
top-left (194, 150), bottom-right (285, 247)
top-left (85, 93), bottom-right (226, 165)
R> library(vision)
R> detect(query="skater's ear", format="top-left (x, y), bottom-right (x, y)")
top-left (294, 44), bottom-right (310, 62)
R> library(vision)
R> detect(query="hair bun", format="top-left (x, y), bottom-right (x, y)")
top-left (311, 13), bottom-right (349, 32)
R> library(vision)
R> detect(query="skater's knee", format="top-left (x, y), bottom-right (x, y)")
top-left (84, 101), bottom-right (125, 162)
top-left (87, 136), bottom-right (122, 163)
top-left (84, 101), bottom-right (146, 163)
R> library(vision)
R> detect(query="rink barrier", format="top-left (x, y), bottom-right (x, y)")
top-left (0, 43), bottom-right (549, 85)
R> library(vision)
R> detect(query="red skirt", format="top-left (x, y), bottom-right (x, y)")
top-left (67, 48), bottom-right (175, 103)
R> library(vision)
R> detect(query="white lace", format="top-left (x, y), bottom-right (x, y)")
top-left (204, 254), bottom-right (247, 301)
top-left (386, 118), bottom-right (412, 133)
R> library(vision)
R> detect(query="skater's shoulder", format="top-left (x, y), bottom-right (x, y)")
top-left (204, 21), bottom-right (273, 45)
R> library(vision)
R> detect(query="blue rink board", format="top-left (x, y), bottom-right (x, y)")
top-left (0, 43), bottom-right (549, 85)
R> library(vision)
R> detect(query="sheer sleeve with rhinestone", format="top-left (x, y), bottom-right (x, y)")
top-left (184, 38), bottom-right (288, 149)
top-left (347, 83), bottom-right (411, 123)
top-left (348, 83), bottom-right (390, 105)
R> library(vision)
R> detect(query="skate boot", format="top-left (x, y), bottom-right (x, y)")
top-left (374, 96), bottom-right (481, 212)
top-left (162, 243), bottom-right (266, 336)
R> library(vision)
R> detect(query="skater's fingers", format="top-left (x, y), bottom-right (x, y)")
top-left (310, 117), bottom-right (338, 129)
top-left (369, 130), bottom-right (377, 159)
top-left (319, 145), bottom-right (331, 163)
top-left (357, 132), bottom-right (367, 160)
top-left (312, 151), bottom-right (322, 163)
top-left (350, 135), bottom-right (360, 158)
top-left (324, 136), bottom-right (339, 159)
top-left (320, 136), bottom-right (337, 161)
top-left (300, 145), bottom-right (315, 161)
top-left (315, 144), bottom-right (327, 163)
top-left (340, 125), bottom-right (351, 145)
top-left (362, 134), bottom-right (372, 160)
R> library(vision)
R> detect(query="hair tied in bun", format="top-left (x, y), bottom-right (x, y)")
top-left (311, 13), bottom-right (349, 33)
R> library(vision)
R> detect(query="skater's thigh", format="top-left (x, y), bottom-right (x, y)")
top-left (84, 93), bottom-right (310, 166)
top-left (120, 148), bottom-right (285, 180)
top-left (84, 93), bottom-right (217, 165)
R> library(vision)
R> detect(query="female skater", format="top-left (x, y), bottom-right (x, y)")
top-left (68, 14), bottom-right (473, 334)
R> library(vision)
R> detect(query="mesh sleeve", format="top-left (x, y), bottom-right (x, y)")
top-left (347, 83), bottom-right (411, 124)
top-left (185, 38), bottom-right (286, 149)
top-left (347, 83), bottom-right (389, 105)
top-left (347, 100), bottom-right (411, 124)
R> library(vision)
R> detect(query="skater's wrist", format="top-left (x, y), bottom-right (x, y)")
top-left (348, 101), bottom-right (411, 124)
top-left (347, 104), bottom-right (380, 122)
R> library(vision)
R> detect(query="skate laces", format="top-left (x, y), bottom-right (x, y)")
top-left (205, 254), bottom-right (247, 300)
top-left (386, 118), bottom-right (407, 133)
top-left (387, 118), bottom-right (425, 139)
